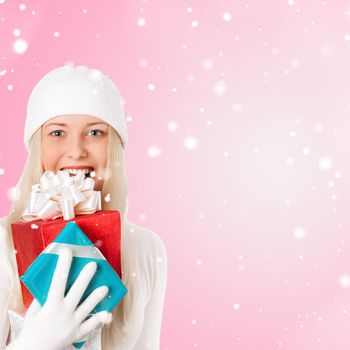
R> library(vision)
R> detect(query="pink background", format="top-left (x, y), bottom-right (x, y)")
top-left (2, 0), bottom-right (350, 349)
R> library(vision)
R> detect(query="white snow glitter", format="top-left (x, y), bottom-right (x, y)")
top-left (318, 156), bottom-right (332, 171)
top-left (147, 145), bottom-right (162, 158)
top-left (286, 157), bottom-right (294, 165)
top-left (139, 59), bottom-right (148, 68)
top-left (200, 58), bottom-right (213, 71)
top-left (137, 17), bottom-right (146, 27)
top-left (339, 274), bottom-right (350, 288)
top-left (7, 187), bottom-right (21, 201)
top-left (294, 227), bottom-right (306, 239)
top-left (213, 80), bottom-right (227, 95)
top-left (222, 12), bottom-right (232, 22)
top-left (191, 20), bottom-right (199, 28)
top-left (302, 147), bottom-right (310, 155)
top-left (88, 69), bottom-right (102, 82)
top-left (183, 136), bottom-right (198, 150)
top-left (13, 29), bottom-right (21, 37)
top-left (167, 121), bottom-right (178, 132)
top-left (13, 39), bottom-right (28, 54)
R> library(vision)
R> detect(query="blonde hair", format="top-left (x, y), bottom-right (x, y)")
top-left (3, 124), bottom-right (133, 346)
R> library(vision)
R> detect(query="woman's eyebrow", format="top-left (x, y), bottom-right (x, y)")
top-left (44, 122), bottom-right (108, 128)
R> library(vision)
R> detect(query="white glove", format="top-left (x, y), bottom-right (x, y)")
top-left (9, 248), bottom-right (112, 350)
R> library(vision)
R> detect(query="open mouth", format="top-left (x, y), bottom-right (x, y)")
top-left (60, 168), bottom-right (94, 178)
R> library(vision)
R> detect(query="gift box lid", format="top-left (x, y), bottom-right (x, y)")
top-left (12, 210), bottom-right (122, 279)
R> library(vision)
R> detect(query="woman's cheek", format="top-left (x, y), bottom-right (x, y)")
top-left (42, 141), bottom-right (60, 165)
top-left (91, 140), bottom-right (107, 159)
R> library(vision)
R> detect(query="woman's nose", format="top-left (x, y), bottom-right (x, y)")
top-left (67, 137), bottom-right (88, 159)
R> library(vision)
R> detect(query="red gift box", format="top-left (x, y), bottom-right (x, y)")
top-left (11, 210), bottom-right (122, 308)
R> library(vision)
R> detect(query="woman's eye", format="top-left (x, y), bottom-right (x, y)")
top-left (88, 130), bottom-right (104, 136)
top-left (50, 130), bottom-right (64, 137)
top-left (49, 130), bottom-right (104, 137)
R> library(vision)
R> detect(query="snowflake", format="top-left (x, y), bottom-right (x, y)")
top-left (13, 28), bottom-right (21, 37)
top-left (318, 156), bottom-right (332, 171)
top-left (147, 145), bottom-right (162, 158)
top-left (13, 39), bottom-right (28, 54)
top-left (294, 226), bottom-right (306, 239)
top-left (167, 121), bottom-right (178, 132)
top-left (191, 20), bottom-right (199, 28)
top-left (213, 80), bottom-right (227, 95)
top-left (137, 17), bottom-right (146, 27)
top-left (183, 136), bottom-right (198, 150)
top-left (222, 12), bottom-right (232, 22)
top-left (233, 303), bottom-right (240, 310)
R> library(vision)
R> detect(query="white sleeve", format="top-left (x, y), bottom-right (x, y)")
top-left (133, 232), bottom-right (168, 350)
top-left (4, 341), bottom-right (27, 350)
top-left (0, 288), bottom-right (11, 350)
top-left (0, 221), bottom-right (13, 349)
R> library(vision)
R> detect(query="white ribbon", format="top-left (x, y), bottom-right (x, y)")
top-left (21, 170), bottom-right (102, 221)
top-left (43, 242), bottom-right (105, 260)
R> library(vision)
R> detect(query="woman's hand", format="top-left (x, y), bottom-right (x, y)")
top-left (13, 249), bottom-right (112, 350)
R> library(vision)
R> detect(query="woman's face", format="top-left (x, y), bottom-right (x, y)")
top-left (41, 114), bottom-right (108, 191)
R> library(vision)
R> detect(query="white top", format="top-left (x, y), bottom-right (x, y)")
top-left (0, 215), bottom-right (168, 350)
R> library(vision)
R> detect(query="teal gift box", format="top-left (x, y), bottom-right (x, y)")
top-left (20, 221), bottom-right (128, 349)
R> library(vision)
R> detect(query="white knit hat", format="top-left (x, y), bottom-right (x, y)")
top-left (24, 64), bottom-right (128, 150)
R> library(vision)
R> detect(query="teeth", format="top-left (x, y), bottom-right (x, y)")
top-left (62, 168), bottom-right (92, 176)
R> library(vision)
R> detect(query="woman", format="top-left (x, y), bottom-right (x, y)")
top-left (0, 65), bottom-right (168, 349)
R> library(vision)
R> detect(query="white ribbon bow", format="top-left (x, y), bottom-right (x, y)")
top-left (21, 170), bottom-right (101, 221)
